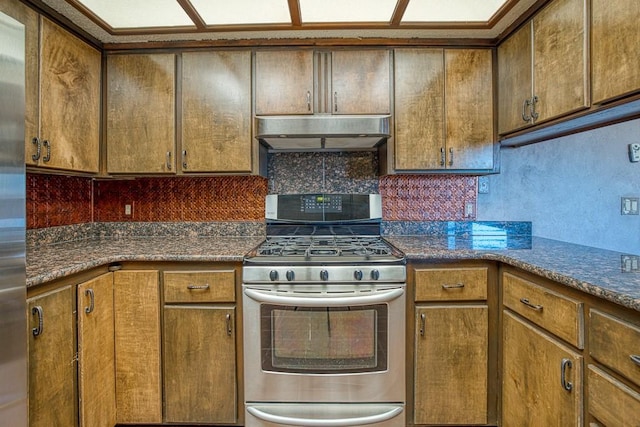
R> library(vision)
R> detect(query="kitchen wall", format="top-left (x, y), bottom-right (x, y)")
top-left (478, 118), bottom-right (640, 254)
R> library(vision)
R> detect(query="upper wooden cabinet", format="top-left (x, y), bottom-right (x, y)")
top-left (255, 49), bottom-right (390, 115)
top-left (498, 0), bottom-right (588, 135)
top-left (106, 54), bottom-right (176, 174)
top-left (591, 0), bottom-right (640, 104)
top-left (394, 48), bottom-right (494, 172)
top-left (181, 50), bottom-right (252, 173)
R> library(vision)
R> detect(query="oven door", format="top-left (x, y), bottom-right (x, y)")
top-left (242, 284), bottom-right (405, 404)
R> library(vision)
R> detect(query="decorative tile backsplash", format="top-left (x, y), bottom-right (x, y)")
top-left (27, 152), bottom-right (478, 229)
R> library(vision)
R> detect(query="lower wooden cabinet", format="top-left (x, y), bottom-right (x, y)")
top-left (588, 364), bottom-right (640, 426)
top-left (77, 273), bottom-right (116, 427)
top-left (502, 310), bottom-right (583, 426)
top-left (27, 285), bottom-right (76, 427)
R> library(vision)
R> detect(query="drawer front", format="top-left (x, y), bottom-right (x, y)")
top-left (414, 267), bottom-right (488, 301)
top-left (164, 271), bottom-right (235, 303)
top-left (590, 309), bottom-right (640, 387)
top-left (588, 365), bottom-right (640, 426)
top-left (503, 272), bottom-right (583, 348)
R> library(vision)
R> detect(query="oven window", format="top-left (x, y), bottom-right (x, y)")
top-left (260, 304), bottom-right (388, 374)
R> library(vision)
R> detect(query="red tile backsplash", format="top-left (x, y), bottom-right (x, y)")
top-left (27, 174), bottom-right (93, 229)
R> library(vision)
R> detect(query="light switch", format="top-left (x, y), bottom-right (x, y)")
top-left (629, 143), bottom-right (640, 162)
top-left (125, 204), bottom-right (132, 215)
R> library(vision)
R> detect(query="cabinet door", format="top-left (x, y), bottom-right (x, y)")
top-left (588, 364), bottom-right (640, 426)
top-left (503, 311), bottom-right (583, 426)
top-left (107, 54), bottom-right (175, 174)
top-left (77, 273), bottom-right (116, 427)
top-left (255, 50), bottom-right (314, 115)
top-left (331, 50), bottom-right (390, 114)
top-left (591, 0), bottom-right (640, 104)
top-left (533, 0), bottom-right (588, 122)
top-left (113, 270), bottom-right (162, 424)
top-left (497, 23), bottom-right (533, 135)
top-left (27, 286), bottom-right (76, 427)
top-left (414, 305), bottom-right (488, 425)
top-left (181, 51), bottom-right (252, 173)
top-left (164, 306), bottom-right (236, 423)
top-left (445, 49), bottom-right (494, 170)
top-left (40, 18), bottom-right (101, 173)
top-left (394, 48), bottom-right (444, 170)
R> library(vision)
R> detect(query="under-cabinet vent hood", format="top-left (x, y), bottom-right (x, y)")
top-left (255, 115), bottom-right (391, 151)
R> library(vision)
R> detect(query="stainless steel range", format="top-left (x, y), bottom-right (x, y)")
top-left (243, 194), bottom-right (406, 427)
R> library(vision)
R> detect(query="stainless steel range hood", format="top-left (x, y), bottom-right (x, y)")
top-left (255, 115), bottom-right (391, 151)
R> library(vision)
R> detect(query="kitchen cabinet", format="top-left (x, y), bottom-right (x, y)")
top-left (113, 270), bottom-right (162, 424)
top-left (591, 0), bottom-right (640, 104)
top-left (163, 270), bottom-right (237, 423)
top-left (588, 365), bottom-right (640, 426)
top-left (181, 50), bottom-right (252, 173)
top-left (394, 48), bottom-right (494, 172)
top-left (497, 0), bottom-right (588, 135)
top-left (106, 54), bottom-right (176, 174)
top-left (412, 266), bottom-right (489, 425)
top-left (255, 49), bottom-right (390, 115)
top-left (27, 285), bottom-right (76, 427)
top-left (26, 17), bottom-right (101, 173)
top-left (77, 273), bottom-right (116, 427)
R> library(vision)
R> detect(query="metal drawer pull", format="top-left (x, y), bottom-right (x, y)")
top-left (522, 98), bottom-right (532, 121)
top-left (448, 147), bottom-right (454, 166)
top-left (32, 137), bottom-right (41, 161)
top-left (531, 95), bottom-right (539, 120)
top-left (440, 147), bottom-right (445, 166)
top-left (630, 355), bottom-right (640, 366)
top-left (442, 283), bottom-right (465, 289)
top-left (85, 289), bottom-right (95, 314)
top-left (182, 150), bottom-right (187, 169)
top-left (306, 91), bottom-right (311, 111)
top-left (226, 313), bottom-right (232, 336)
top-left (187, 284), bottom-right (210, 290)
top-left (166, 151), bottom-right (172, 170)
top-left (520, 297), bottom-right (543, 311)
top-left (31, 306), bottom-right (43, 337)
top-left (42, 140), bottom-right (51, 162)
top-left (334, 92), bottom-right (338, 112)
top-left (560, 358), bottom-right (573, 391)
top-left (419, 313), bottom-right (426, 337)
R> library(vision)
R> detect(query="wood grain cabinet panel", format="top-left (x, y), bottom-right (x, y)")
top-left (27, 286), bottom-right (76, 427)
top-left (163, 270), bottom-right (235, 303)
top-left (591, 0), bottom-right (640, 104)
top-left (588, 364), bottom-right (640, 426)
top-left (38, 17), bottom-right (101, 172)
top-left (77, 273), bottom-right (116, 427)
top-left (414, 266), bottom-right (487, 301)
top-left (502, 311), bottom-right (583, 427)
top-left (255, 50), bottom-right (315, 115)
top-left (181, 51), bottom-right (252, 173)
top-left (113, 270), bottom-right (162, 424)
top-left (106, 54), bottom-right (176, 174)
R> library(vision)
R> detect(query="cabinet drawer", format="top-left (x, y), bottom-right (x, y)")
top-left (503, 272), bottom-right (583, 348)
top-left (589, 309), bottom-right (640, 387)
top-left (415, 267), bottom-right (487, 301)
top-left (164, 271), bottom-right (235, 303)
top-left (588, 365), bottom-right (640, 426)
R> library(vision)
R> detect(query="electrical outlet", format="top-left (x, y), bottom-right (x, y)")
top-left (629, 143), bottom-right (640, 162)
top-left (621, 255), bottom-right (639, 273)
top-left (621, 197), bottom-right (639, 215)
top-left (464, 202), bottom-right (474, 218)
top-left (125, 204), bottom-right (132, 216)
top-left (478, 176), bottom-right (490, 194)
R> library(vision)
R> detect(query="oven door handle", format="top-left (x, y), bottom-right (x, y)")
top-left (246, 404), bottom-right (403, 426)
top-left (243, 287), bottom-right (404, 307)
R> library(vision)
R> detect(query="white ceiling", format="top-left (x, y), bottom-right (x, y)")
top-left (40, 0), bottom-right (540, 44)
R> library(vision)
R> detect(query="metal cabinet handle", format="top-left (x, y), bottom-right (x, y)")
top-left (85, 289), bottom-right (95, 314)
top-left (334, 92), bottom-right (338, 112)
top-left (31, 137), bottom-right (41, 161)
top-left (440, 147), bottom-right (445, 166)
top-left (419, 313), bottom-right (426, 337)
top-left (560, 358), bottom-right (573, 391)
top-left (630, 355), bottom-right (640, 366)
top-left (306, 91), bottom-right (312, 112)
top-left (166, 151), bottom-right (172, 170)
top-left (182, 150), bottom-right (187, 169)
top-left (31, 306), bottom-right (43, 337)
top-left (448, 147), bottom-right (454, 166)
top-left (520, 297), bottom-right (543, 311)
top-left (442, 283), bottom-right (465, 290)
top-left (187, 284), bottom-right (210, 290)
top-left (226, 313), bottom-right (232, 336)
top-left (531, 95), bottom-right (539, 121)
top-left (42, 140), bottom-right (51, 163)
top-left (522, 98), bottom-right (532, 122)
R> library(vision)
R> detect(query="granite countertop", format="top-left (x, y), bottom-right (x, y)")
top-left (27, 231), bottom-right (640, 312)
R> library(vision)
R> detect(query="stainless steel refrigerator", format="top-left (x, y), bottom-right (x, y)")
top-left (0, 9), bottom-right (27, 427)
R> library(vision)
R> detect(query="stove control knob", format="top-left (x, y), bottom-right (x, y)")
top-left (320, 270), bottom-right (329, 281)
top-left (269, 270), bottom-right (279, 281)
top-left (370, 269), bottom-right (380, 281)
top-left (354, 270), bottom-right (363, 281)
top-left (286, 270), bottom-right (295, 281)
